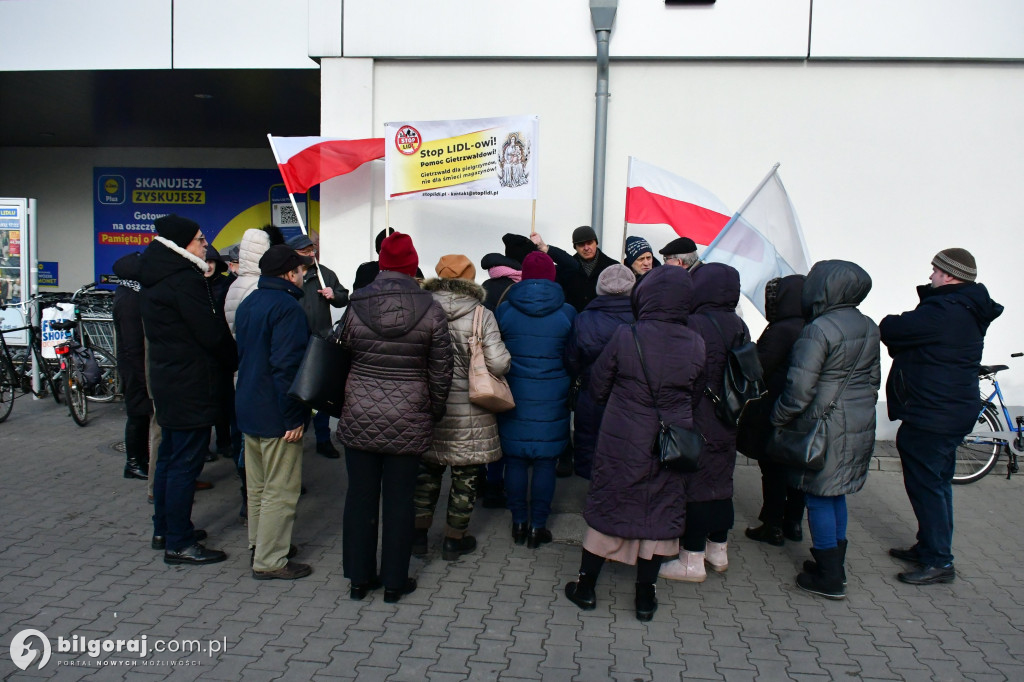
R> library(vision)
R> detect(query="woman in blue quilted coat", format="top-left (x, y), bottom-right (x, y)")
top-left (496, 251), bottom-right (576, 549)
top-left (564, 264), bottom-right (636, 479)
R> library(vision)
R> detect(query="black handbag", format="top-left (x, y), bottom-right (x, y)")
top-left (631, 326), bottom-right (704, 473)
top-left (767, 323), bottom-right (868, 471)
top-left (287, 326), bottom-right (351, 419)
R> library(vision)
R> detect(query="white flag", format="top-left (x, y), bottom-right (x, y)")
top-left (701, 165), bottom-right (811, 316)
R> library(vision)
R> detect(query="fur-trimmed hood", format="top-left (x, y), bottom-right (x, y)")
top-left (424, 277), bottom-right (486, 322)
top-left (138, 236), bottom-right (210, 289)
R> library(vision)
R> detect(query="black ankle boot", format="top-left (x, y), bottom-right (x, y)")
top-left (565, 572), bottom-right (597, 610)
top-left (802, 539), bottom-right (848, 585)
top-left (635, 583), bottom-right (657, 621)
top-left (797, 546), bottom-right (846, 599)
top-left (526, 527), bottom-right (552, 549)
top-left (511, 522), bottom-right (528, 545)
top-left (442, 535), bottom-right (477, 561)
top-left (124, 457), bottom-right (148, 480)
top-left (745, 523), bottom-right (784, 546)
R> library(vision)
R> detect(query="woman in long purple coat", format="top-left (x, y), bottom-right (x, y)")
top-left (564, 266), bottom-right (706, 621)
top-left (660, 263), bottom-right (749, 583)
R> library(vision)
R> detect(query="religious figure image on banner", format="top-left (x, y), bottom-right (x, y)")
top-left (498, 133), bottom-right (530, 189)
top-left (384, 115), bottom-right (539, 201)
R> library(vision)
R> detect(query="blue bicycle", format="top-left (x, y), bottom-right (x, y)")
top-left (955, 353), bottom-right (1024, 484)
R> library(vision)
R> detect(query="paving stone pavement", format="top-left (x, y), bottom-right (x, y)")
top-left (1, 397), bottom-right (1023, 681)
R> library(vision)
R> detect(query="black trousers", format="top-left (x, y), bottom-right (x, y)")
top-left (682, 499), bottom-right (734, 551)
top-left (343, 448), bottom-right (420, 590)
top-left (896, 423), bottom-right (960, 566)
top-left (756, 459), bottom-right (805, 527)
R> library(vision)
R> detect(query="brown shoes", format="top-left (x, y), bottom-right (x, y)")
top-left (252, 561), bottom-right (312, 581)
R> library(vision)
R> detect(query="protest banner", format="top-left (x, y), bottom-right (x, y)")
top-left (384, 115), bottom-right (539, 201)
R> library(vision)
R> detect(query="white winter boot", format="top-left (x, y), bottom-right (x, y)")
top-left (705, 540), bottom-right (729, 572)
top-left (658, 550), bottom-right (706, 583)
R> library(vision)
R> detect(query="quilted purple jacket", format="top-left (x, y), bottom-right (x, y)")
top-left (337, 271), bottom-right (454, 456)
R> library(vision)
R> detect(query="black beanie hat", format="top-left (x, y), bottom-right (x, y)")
top-left (932, 248), bottom-right (977, 282)
top-left (154, 214), bottom-right (200, 249)
top-left (572, 225), bottom-right (598, 245)
top-left (375, 227), bottom-right (396, 255)
top-left (502, 233), bottom-right (537, 266)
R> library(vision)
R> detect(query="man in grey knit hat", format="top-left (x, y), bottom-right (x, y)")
top-left (879, 248), bottom-right (1003, 585)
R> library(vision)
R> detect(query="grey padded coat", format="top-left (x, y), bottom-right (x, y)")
top-left (770, 260), bottom-right (881, 497)
top-left (423, 278), bottom-right (511, 466)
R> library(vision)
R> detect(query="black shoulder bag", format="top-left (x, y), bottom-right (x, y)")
top-left (631, 325), bottom-right (704, 473)
top-left (287, 310), bottom-right (352, 418)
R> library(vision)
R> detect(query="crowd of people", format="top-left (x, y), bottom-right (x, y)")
top-left (111, 214), bottom-right (1002, 620)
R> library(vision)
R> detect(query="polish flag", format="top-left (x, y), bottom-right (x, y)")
top-left (268, 136), bottom-right (385, 194)
top-left (624, 157), bottom-right (732, 245)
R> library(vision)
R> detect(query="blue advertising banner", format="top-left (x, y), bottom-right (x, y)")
top-left (37, 261), bottom-right (58, 287)
top-left (93, 168), bottom-right (319, 287)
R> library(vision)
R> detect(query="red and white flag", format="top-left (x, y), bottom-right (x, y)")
top-left (268, 135), bottom-right (385, 194)
top-left (624, 157), bottom-right (731, 245)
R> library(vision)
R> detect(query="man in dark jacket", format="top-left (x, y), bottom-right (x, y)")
top-left (881, 248), bottom-right (1003, 585)
top-left (112, 252), bottom-right (152, 481)
top-left (139, 214), bottom-right (236, 566)
top-left (530, 226), bottom-right (618, 312)
top-left (235, 245), bottom-right (313, 580)
top-left (287, 233), bottom-right (350, 458)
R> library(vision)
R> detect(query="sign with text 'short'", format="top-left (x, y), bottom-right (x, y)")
top-left (384, 115), bottom-right (539, 201)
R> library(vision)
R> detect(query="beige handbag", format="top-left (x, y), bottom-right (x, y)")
top-left (467, 305), bottom-right (515, 412)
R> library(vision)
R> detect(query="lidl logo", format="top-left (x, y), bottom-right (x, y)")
top-left (98, 175), bottom-right (125, 205)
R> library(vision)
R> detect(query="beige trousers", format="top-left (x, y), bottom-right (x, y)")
top-left (245, 435), bottom-right (303, 572)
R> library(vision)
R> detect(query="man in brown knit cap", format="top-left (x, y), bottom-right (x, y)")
top-left (880, 248), bottom-right (1002, 585)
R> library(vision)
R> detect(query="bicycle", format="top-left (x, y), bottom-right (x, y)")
top-left (50, 317), bottom-right (94, 426)
top-left (954, 353), bottom-right (1024, 484)
top-left (0, 296), bottom-right (63, 423)
top-left (63, 282), bottom-right (120, 403)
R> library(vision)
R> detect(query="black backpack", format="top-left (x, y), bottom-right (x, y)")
top-left (701, 313), bottom-right (765, 427)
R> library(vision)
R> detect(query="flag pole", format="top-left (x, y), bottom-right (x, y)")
top-left (267, 134), bottom-right (327, 289)
top-left (530, 200), bottom-right (536, 235)
top-left (701, 163), bottom-right (780, 257)
top-left (735, 162), bottom-right (781, 217)
top-left (621, 156), bottom-right (633, 261)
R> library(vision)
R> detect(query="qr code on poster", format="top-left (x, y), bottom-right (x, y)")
top-left (275, 204), bottom-right (298, 226)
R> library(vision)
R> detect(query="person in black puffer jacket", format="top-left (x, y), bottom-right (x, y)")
top-left (772, 260), bottom-right (880, 600)
top-left (337, 232), bottom-right (453, 604)
top-left (740, 275), bottom-right (807, 547)
top-left (660, 263), bottom-right (749, 584)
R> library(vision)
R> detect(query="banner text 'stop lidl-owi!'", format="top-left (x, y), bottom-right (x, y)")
top-left (384, 115), bottom-right (539, 201)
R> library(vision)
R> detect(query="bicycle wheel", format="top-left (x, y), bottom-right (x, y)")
top-left (953, 407), bottom-right (1002, 484)
top-left (66, 366), bottom-right (89, 426)
top-left (86, 347), bottom-right (119, 403)
top-left (0, 362), bottom-right (14, 423)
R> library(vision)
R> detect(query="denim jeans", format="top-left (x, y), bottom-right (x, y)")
top-left (152, 428), bottom-right (207, 552)
top-left (504, 456), bottom-right (557, 528)
top-left (897, 423), bottom-right (960, 566)
top-left (805, 494), bottom-right (848, 550)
